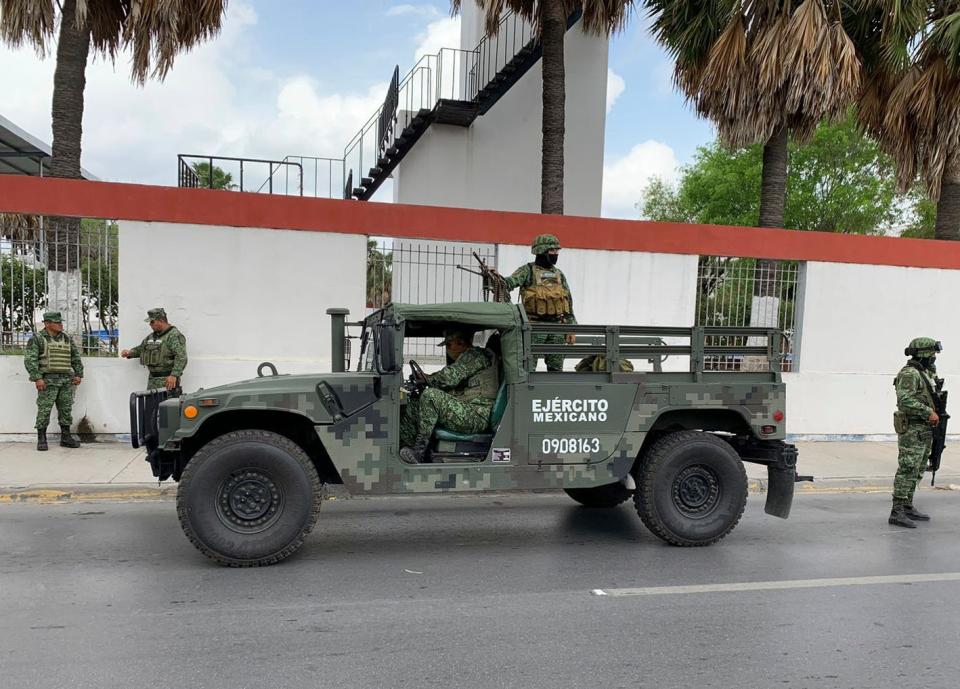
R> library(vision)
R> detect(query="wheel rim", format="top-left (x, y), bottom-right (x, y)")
top-left (671, 464), bottom-right (721, 518)
top-left (216, 469), bottom-right (284, 534)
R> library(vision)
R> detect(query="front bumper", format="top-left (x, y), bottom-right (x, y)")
top-left (129, 389), bottom-right (182, 481)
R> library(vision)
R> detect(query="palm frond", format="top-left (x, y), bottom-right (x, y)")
top-left (0, 0), bottom-right (57, 53)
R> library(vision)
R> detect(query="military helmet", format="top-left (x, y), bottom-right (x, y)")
top-left (531, 233), bottom-right (561, 255)
top-left (905, 337), bottom-right (942, 357)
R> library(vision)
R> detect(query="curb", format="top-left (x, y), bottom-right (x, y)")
top-left (0, 484), bottom-right (176, 504)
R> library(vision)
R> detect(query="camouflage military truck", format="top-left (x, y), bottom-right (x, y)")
top-left (131, 302), bottom-right (802, 567)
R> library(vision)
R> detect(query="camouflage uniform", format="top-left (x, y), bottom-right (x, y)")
top-left (400, 346), bottom-right (498, 449)
top-left (502, 234), bottom-right (576, 372)
top-left (890, 337), bottom-right (942, 526)
top-left (127, 308), bottom-right (188, 390)
top-left (23, 315), bottom-right (83, 443)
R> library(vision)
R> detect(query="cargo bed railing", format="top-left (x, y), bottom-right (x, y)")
top-left (527, 324), bottom-right (785, 381)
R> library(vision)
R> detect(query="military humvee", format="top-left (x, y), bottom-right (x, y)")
top-left (131, 302), bottom-right (801, 567)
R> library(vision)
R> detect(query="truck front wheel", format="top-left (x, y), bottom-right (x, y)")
top-left (636, 430), bottom-right (747, 546)
top-left (177, 430), bottom-right (322, 566)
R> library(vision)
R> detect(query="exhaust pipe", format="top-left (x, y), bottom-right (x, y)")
top-left (326, 308), bottom-right (350, 373)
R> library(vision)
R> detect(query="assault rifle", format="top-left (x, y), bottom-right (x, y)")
top-left (456, 251), bottom-right (510, 303)
top-left (928, 378), bottom-right (949, 486)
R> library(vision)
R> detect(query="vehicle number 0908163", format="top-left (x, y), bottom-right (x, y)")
top-left (542, 438), bottom-right (601, 455)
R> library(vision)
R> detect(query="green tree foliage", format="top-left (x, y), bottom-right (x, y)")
top-left (641, 115), bottom-right (905, 234)
top-left (191, 162), bottom-right (236, 190)
top-left (367, 240), bottom-right (393, 308)
top-left (0, 254), bottom-right (47, 349)
top-left (79, 219), bottom-right (119, 351)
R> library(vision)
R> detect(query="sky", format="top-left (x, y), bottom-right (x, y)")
top-left (0, 0), bottom-right (715, 219)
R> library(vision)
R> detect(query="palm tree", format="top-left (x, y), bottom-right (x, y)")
top-left (452, 1), bottom-right (635, 215)
top-left (0, 0), bottom-right (226, 325)
top-left (851, 1), bottom-right (960, 240)
top-left (645, 0), bottom-right (861, 230)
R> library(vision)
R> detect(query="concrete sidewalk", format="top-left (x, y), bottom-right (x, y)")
top-left (1, 440), bottom-right (959, 503)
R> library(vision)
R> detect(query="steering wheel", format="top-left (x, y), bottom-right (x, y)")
top-left (405, 359), bottom-right (429, 398)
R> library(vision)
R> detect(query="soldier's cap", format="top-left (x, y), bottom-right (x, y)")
top-left (42, 310), bottom-right (63, 323)
top-left (145, 307), bottom-right (167, 322)
top-left (531, 233), bottom-right (562, 255)
top-left (436, 328), bottom-right (474, 347)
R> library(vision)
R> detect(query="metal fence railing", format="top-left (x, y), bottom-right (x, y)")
top-left (367, 238), bottom-right (498, 362)
top-left (695, 256), bottom-right (800, 372)
top-left (176, 155), bottom-right (304, 195)
top-left (1, 213), bottom-right (119, 355)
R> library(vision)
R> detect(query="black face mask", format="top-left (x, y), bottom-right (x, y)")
top-left (536, 253), bottom-right (558, 268)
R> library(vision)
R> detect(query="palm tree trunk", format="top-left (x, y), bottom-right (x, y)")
top-left (758, 125), bottom-right (788, 229)
top-left (935, 151), bottom-right (960, 241)
top-left (539, 0), bottom-right (566, 215)
top-left (46, 0), bottom-right (91, 335)
top-left (746, 125), bottom-right (789, 372)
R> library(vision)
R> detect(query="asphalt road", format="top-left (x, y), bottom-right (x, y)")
top-left (2, 491), bottom-right (959, 689)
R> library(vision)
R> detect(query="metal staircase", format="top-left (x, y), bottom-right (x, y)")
top-left (343, 7), bottom-right (583, 201)
top-left (176, 9), bottom-right (582, 201)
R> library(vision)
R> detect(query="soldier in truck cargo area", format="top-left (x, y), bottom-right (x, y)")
top-left (121, 308), bottom-right (188, 391)
top-left (889, 337), bottom-right (943, 528)
top-left (399, 328), bottom-right (499, 464)
top-left (492, 233), bottom-right (576, 371)
top-left (23, 311), bottom-right (83, 451)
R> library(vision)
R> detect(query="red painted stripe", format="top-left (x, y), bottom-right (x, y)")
top-left (2, 175), bottom-right (959, 269)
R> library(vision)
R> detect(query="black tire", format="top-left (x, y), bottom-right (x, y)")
top-left (635, 430), bottom-right (747, 547)
top-left (564, 482), bottom-right (631, 508)
top-left (177, 430), bottom-right (322, 567)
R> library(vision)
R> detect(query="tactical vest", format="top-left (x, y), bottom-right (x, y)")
top-left (451, 349), bottom-right (500, 407)
top-left (895, 365), bottom-right (935, 410)
top-left (38, 334), bottom-right (73, 374)
top-left (141, 328), bottom-right (179, 371)
top-left (521, 264), bottom-right (571, 320)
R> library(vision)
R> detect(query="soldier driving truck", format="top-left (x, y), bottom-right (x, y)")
top-left (131, 302), bottom-right (806, 567)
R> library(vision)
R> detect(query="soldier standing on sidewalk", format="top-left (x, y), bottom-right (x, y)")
top-left (889, 337), bottom-right (943, 528)
top-left (23, 311), bottom-right (83, 451)
top-left (121, 308), bottom-right (188, 391)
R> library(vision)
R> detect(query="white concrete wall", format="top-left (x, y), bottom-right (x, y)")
top-left (0, 222), bottom-right (367, 435)
top-left (4, 221), bottom-right (959, 438)
top-left (393, 8), bottom-right (608, 216)
top-left (785, 262), bottom-right (960, 437)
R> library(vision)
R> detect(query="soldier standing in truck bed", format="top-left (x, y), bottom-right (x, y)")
top-left (494, 233), bottom-right (576, 371)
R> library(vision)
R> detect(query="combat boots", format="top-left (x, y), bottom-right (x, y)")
top-left (37, 430), bottom-right (48, 452)
top-left (59, 425), bottom-right (80, 449)
top-left (400, 442), bottom-right (429, 464)
top-left (903, 505), bottom-right (930, 521)
top-left (889, 505), bottom-right (917, 528)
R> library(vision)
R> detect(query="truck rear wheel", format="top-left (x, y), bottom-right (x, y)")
top-left (564, 482), bottom-right (631, 508)
top-left (636, 430), bottom-right (747, 546)
top-left (177, 430), bottom-right (322, 566)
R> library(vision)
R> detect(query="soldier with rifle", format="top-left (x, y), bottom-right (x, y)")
top-left (890, 337), bottom-right (949, 528)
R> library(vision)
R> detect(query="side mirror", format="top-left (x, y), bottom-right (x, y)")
top-left (378, 324), bottom-right (399, 373)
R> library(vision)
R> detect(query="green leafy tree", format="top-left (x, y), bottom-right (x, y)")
top-left (191, 162), bottom-right (236, 190)
top-left (641, 115), bottom-right (904, 235)
top-left (367, 240), bottom-right (393, 308)
top-left (0, 255), bottom-right (47, 350)
top-left (79, 218), bottom-right (118, 351)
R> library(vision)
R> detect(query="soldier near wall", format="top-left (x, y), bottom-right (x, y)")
top-left (889, 337), bottom-right (944, 528)
top-left (23, 311), bottom-right (83, 451)
top-left (121, 308), bottom-right (188, 391)
top-left (493, 233), bottom-right (576, 371)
